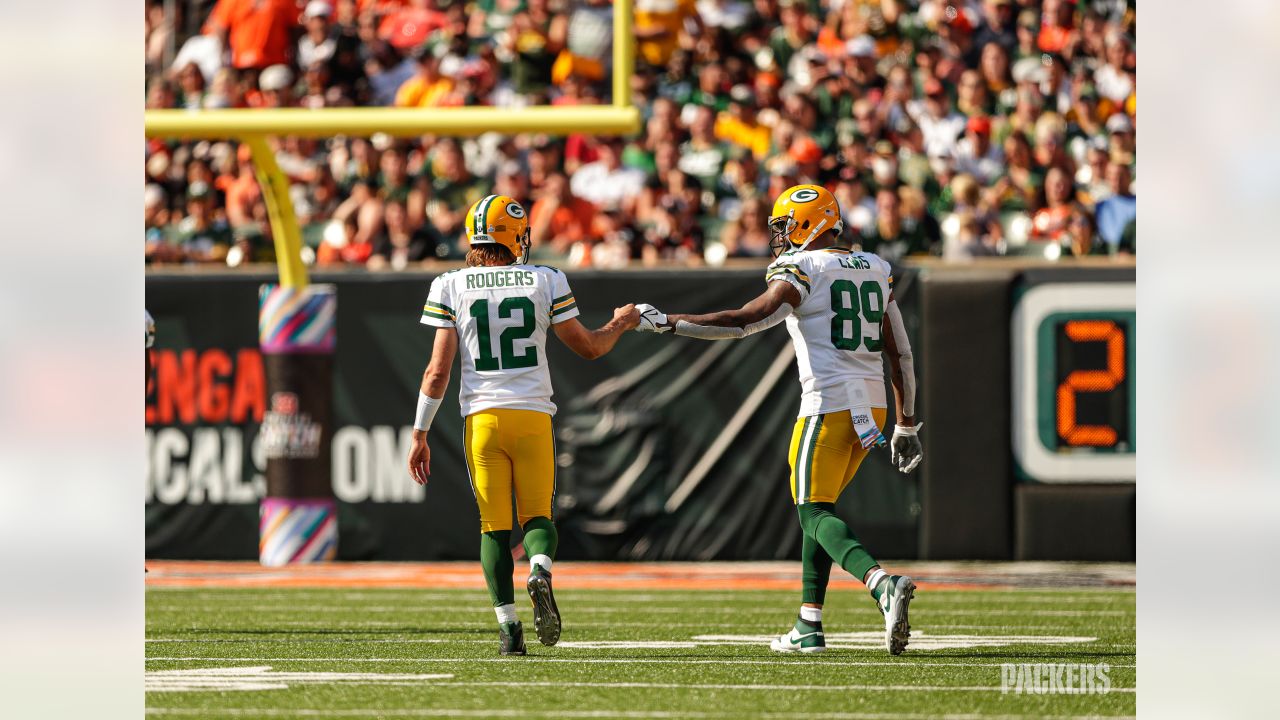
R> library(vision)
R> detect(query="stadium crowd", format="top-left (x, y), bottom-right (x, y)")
top-left (144, 0), bottom-right (1136, 268)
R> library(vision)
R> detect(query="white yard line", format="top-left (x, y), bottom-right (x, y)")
top-left (145, 656), bottom-right (1137, 669)
top-left (429, 680), bottom-right (1135, 693)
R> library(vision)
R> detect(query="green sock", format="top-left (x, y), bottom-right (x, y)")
top-left (480, 530), bottom-right (515, 606)
top-left (521, 516), bottom-right (558, 573)
top-left (797, 502), bottom-right (880, 584)
top-left (800, 532), bottom-right (833, 606)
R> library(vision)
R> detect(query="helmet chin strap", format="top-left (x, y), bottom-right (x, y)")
top-left (792, 218), bottom-right (849, 253)
top-left (791, 217), bottom-right (830, 253)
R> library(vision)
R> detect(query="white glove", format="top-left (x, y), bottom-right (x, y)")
top-left (890, 422), bottom-right (924, 474)
top-left (635, 303), bottom-right (671, 333)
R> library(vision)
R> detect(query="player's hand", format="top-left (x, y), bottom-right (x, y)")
top-left (634, 303), bottom-right (671, 333)
top-left (613, 303), bottom-right (640, 330)
top-left (408, 431), bottom-right (431, 485)
top-left (890, 422), bottom-right (924, 474)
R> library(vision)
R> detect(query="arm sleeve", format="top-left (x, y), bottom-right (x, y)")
top-left (549, 269), bottom-right (580, 324)
top-left (763, 257), bottom-right (812, 304)
top-left (420, 277), bottom-right (457, 328)
top-left (886, 300), bottom-right (916, 418)
top-left (673, 302), bottom-right (794, 340)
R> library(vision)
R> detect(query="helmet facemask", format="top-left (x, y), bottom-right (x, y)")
top-left (517, 228), bottom-right (531, 264)
top-left (768, 213), bottom-right (796, 258)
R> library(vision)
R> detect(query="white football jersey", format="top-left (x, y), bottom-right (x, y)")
top-left (766, 248), bottom-right (894, 417)
top-left (421, 264), bottom-right (579, 417)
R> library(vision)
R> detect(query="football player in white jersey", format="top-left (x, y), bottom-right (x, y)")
top-left (407, 194), bottom-right (638, 656)
top-left (633, 184), bottom-right (924, 655)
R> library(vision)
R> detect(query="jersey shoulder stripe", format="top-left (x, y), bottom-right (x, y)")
top-left (423, 299), bottom-right (456, 320)
top-left (551, 298), bottom-right (577, 317)
top-left (766, 263), bottom-right (811, 291)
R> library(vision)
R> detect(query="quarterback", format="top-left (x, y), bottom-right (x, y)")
top-left (407, 194), bottom-right (639, 656)
top-left (634, 184), bottom-right (924, 655)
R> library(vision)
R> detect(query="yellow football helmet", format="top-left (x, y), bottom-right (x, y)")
top-left (768, 184), bottom-right (845, 257)
top-left (465, 194), bottom-right (530, 263)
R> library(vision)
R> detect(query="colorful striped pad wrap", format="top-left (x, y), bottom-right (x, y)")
top-left (259, 284), bottom-right (337, 354)
top-left (259, 497), bottom-right (338, 566)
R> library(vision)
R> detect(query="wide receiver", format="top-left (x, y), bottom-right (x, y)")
top-left (634, 184), bottom-right (924, 655)
top-left (407, 194), bottom-right (639, 656)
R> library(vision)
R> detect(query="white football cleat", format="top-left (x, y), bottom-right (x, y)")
top-left (769, 624), bottom-right (826, 653)
top-left (877, 575), bottom-right (916, 655)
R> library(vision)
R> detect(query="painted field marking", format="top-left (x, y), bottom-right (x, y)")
top-left (144, 709), bottom-right (1133, 719)
top-left (145, 666), bottom-right (453, 693)
top-left (145, 656), bottom-right (1138, 669)
top-left (424, 680), bottom-right (1138, 693)
top-left (551, 631), bottom-right (1098, 652)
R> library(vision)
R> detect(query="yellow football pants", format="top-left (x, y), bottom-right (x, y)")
top-left (463, 408), bottom-right (556, 533)
top-left (788, 408), bottom-right (889, 504)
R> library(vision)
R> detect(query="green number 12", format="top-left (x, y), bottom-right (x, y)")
top-left (830, 280), bottom-right (884, 352)
top-left (470, 297), bottom-right (538, 371)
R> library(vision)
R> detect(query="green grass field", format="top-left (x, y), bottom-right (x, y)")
top-left (145, 570), bottom-right (1135, 719)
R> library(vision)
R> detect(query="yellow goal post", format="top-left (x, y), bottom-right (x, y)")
top-left (145, 0), bottom-right (640, 288)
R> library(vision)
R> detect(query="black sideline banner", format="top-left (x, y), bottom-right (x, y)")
top-left (146, 269), bottom-right (921, 561)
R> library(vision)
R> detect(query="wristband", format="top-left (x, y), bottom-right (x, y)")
top-left (414, 392), bottom-right (442, 431)
top-left (893, 422), bottom-right (923, 436)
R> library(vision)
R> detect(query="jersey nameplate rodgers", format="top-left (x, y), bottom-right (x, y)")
top-left (766, 248), bottom-right (894, 416)
top-left (421, 265), bottom-right (578, 416)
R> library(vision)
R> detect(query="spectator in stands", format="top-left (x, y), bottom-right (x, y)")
top-left (174, 182), bottom-right (233, 263)
top-left (1060, 206), bottom-right (1105, 258)
top-left (530, 172), bottom-right (598, 258)
top-left (570, 137), bottom-right (646, 211)
top-left (1095, 30), bottom-right (1135, 106)
top-left (395, 43), bottom-right (455, 107)
top-left (954, 115), bottom-right (1004, 186)
top-left (204, 0), bottom-right (299, 71)
top-left (860, 186), bottom-right (934, 262)
top-left (911, 79), bottom-right (967, 160)
top-left (256, 64), bottom-right (296, 107)
top-left (424, 139), bottom-right (487, 247)
top-left (678, 104), bottom-right (730, 189)
top-left (1095, 159), bottom-right (1136, 252)
top-left (368, 199), bottom-right (435, 270)
top-left (717, 193), bottom-right (772, 258)
top-left (1030, 166), bottom-right (1078, 242)
top-left (298, 1), bottom-right (337, 70)
top-left (634, 0), bottom-right (702, 68)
